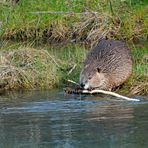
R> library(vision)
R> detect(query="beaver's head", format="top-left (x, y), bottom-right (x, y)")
top-left (80, 65), bottom-right (106, 90)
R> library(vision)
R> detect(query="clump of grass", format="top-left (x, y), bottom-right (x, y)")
top-left (0, 47), bottom-right (60, 90)
top-left (132, 47), bottom-right (148, 76)
top-left (0, 44), bottom-right (86, 91)
top-left (0, 65), bottom-right (31, 90)
top-left (130, 78), bottom-right (148, 95)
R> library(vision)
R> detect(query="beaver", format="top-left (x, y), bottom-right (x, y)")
top-left (80, 39), bottom-right (132, 91)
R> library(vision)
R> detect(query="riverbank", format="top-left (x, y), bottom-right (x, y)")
top-left (0, 1), bottom-right (148, 95)
top-left (0, 42), bottom-right (148, 95)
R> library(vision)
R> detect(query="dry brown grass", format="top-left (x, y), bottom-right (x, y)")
top-left (130, 81), bottom-right (148, 95)
top-left (1, 13), bottom-right (119, 45)
top-left (2, 8), bottom-right (147, 46)
top-left (0, 47), bottom-right (60, 91)
top-left (71, 13), bottom-right (111, 46)
top-left (0, 65), bottom-right (32, 90)
top-left (2, 8), bottom-right (147, 47)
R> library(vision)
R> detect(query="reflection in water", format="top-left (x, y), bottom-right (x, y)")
top-left (0, 90), bottom-right (148, 148)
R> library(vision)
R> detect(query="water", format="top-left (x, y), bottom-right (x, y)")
top-left (0, 90), bottom-right (148, 148)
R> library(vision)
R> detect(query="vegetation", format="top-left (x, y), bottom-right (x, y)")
top-left (0, 0), bottom-right (148, 95)
top-left (0, 42), bottom-right (147, 95)
top-left (0, 0), bottom-right (148, 43)
top-left (0, 42), bottom-right (86, 90)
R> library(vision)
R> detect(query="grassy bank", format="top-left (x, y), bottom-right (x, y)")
top-left (0, 42), bottom-right (148, 95)
top-left (0, 0), bottom-right (148, 44)
top-left (0, 42), bottom-right (86, 90)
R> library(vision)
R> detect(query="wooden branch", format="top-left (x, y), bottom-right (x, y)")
top-left (82, 89), bottom-right (140, 101)
top-left (31, 11), bottom-right (98, 15)
top-left (68, 64), bottom-right (77, 75)
top-left (66, 79), bottom-right (139, 101)
top-left (67, 79), bottom-right (79, 86)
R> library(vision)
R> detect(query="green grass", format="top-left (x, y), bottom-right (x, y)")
top-left (0, 42), bottom-right (86, 90)
top-left (132, 47), bottom-right (148, 76)
top-left (0, 0), bottom-right (148, 43)
top-left (0, 0), bottom-right (104, 29)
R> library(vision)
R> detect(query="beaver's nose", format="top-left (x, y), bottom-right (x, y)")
top-left (80, 83), bottom-right (85, 88)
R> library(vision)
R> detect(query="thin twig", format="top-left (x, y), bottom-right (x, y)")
top-left (68, 64), bottom-right (77, 75)
top-left (44, 50), bottom-right (60, 68)
top-left (67, 79), bottom-right (79, 86)
top-left (31, 11), bottom-right (98, 15)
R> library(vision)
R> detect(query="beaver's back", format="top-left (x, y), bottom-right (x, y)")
top-left (81, 39), bottom-right (132, 90)
top-left (85, 39), bottom-right (132, 73)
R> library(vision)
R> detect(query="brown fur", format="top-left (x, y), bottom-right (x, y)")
top-left (80, 39), bottom-right (132, 90)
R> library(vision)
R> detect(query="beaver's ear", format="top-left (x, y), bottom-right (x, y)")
top-left (96, 68), bottom-right (101, 73)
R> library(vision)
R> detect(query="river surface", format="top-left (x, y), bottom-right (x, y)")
top-left (0, 90), bottom-right (148, 148)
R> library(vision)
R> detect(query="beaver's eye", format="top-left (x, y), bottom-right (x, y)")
top-left (97, 68), bottom-right (101, 73)
top-left (88, 76), bottom-right (91, 80)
